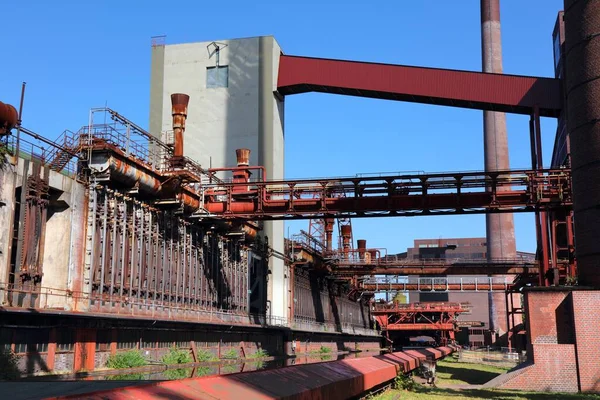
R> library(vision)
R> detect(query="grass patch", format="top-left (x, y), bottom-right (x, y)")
top-left (435, 359), bottom-right (509, 385)
top-left (107, 373), bottom-right (145, 381)
top-left (196, 349), bottom-right (218, 362)
top-left (0, 349), bottom-right (20, 379)
top-left (373, 387), bottom-right (600, 399)
top-left (371, 358), bottom-right (600, 400)
top-left (106, 350), bottom-right (147, 369)
top-left (221, 349), bottom-right (238, 359)
top-left (164, 368), bottom-right (193, 380)
top-left (247, 349), bottom-right (269, 359)
top-left (162, 348), bottom-right (194, 380)
top-left (162, 348), bottom-right (193, 365)
top-left (221, 364), bottom-right (239, 374)
top-left (195, 366), bottom-right (216, 377)
top-left (394, 373), bottom-right (416, 391)
top-left (310, 346), bottom-right (332, 355)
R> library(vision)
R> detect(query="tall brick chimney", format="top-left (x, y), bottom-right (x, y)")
top-left (481, 0), bottom-right (516, 341)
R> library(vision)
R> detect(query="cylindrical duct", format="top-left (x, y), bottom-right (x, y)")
top-left (357, 239), bottom-right (367, 260)
top-left (170, 93), bottom-right (190, 159)
top-left (340, 225), bottom-right (352, 259)
top-left (236, 148), bottom-right (251, 166)
top-left (564, 0), bottom-right (600, 287)
top-left (368, 249), bottom-right (378, 261)
top-left (325, 218), bottom-right (334, 252)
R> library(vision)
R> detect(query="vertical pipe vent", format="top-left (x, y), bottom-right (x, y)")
top-left (236, 148), bottom-right (251, 167)
top-left (170, 93), bottom-right (190, 166)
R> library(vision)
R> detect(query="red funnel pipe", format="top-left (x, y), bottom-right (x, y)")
top-left (171, 93), bottom-right (189, 160)
top-left (236, 148), bottom-right (251, 166)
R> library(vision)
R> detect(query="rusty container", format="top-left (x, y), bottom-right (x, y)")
top-left (0, 101), bottom-right (18, 135)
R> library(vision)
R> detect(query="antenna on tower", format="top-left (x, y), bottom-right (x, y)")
top-left (207, 41), bottom-right (228, 67)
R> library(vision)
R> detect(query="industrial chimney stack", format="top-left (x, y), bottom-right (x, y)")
top-left (170, 93), bottom-right (190, 168)
top-left (481, 0), bottom-right (516, 342)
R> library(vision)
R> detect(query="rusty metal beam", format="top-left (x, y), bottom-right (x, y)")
top-left (277, 55), bottom-right (562, 117)
top-left (334, 265), bottom-right (537, 276)
top-left (202, 168), bottom-right (571, 220)
top-left (361, 283), bottom-right (509, 291)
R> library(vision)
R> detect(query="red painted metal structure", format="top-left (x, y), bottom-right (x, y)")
top-left (277, 55), bottom-right (562, 117)
top-left (372, 302), bottom-right (467, 335)
top-left (202, 168), bottom-right (571, 219)
top-left (51, 347), bottom-right (455, 400)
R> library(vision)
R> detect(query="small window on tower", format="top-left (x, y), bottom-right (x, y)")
top-left (207, 66), bottom-right (229, 88)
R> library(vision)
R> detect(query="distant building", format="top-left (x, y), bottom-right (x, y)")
top-left (392, 238), bottom-right (534, 348)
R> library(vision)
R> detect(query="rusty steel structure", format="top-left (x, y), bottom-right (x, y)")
top-left (359, 276), bottom-right (516, 293)
top-left (1, 2), bottom-right (595, 385)
top-left (292, 267), bottom-right (370, 329)
top-left (373, 302), bottom-right (468, 345)
top-left (201, 168), bottom-right (571, 219)
top-left (8, 161), bottom-right (50, 308)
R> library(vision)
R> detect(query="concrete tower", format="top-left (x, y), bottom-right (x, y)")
top-left (481, 0), bottom-right (516, 340)
top-left (149, 36), bottom-right (288, 320)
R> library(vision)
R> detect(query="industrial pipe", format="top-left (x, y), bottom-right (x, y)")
top-left (325, 218), bottom-right (334, 252)
top-left (0, 100), bottom-right (18, 135)
top-left (357, 239), bottom-right (367, 260)
top-left (171, 93), bottom-right (189, 162)
top-left (340, 225), bottom-right (352, 259)
top-left (236, 148), bottom-right (250, 166)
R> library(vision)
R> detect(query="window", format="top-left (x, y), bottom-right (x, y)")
top-left (57, 329), bottom-right (74, 352)
top-left (14, 329), bottom-right (49, 354)
top-left (96, 330), bottom-right (112, 352)
top-left (0, 328), bottom-right (12, 352)
top-left (206, 66), bottom-right (229, 88)
top-left (117, 330), bottom-right (140, 350)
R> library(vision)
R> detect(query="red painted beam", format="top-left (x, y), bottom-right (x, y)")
top-left (277, 55), bottom-right (562, 117)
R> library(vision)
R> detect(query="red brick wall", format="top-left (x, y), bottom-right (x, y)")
top-left (525, 291), bottom-right (570, 347)
top-left (501, 344), bottom-right (578, 392)
top-left (499, 290), bottom-right (600, 393)
top-left (572, 291), bottom-right (600, 392)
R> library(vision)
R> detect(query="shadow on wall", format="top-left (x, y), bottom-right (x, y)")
top-left (202, 234), bottom-right (234, 310)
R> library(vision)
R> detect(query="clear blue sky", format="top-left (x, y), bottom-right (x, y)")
top-left (2, 0), bottom-right (564, 254)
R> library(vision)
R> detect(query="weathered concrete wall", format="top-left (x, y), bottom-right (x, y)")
top-left (0, 155), bottom-right (87, 310)
top-left (0, 159), bottom-right (16, 300)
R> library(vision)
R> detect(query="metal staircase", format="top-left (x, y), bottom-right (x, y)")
top-left (46, 130), bottom-right (78, 172)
